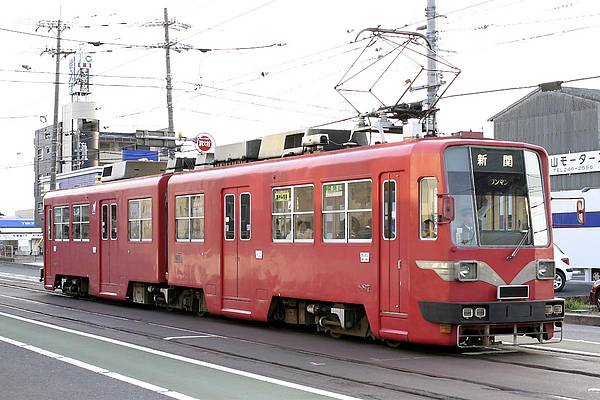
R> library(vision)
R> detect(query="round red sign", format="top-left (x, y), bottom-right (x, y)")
top-left (194, 134), bottom-right (213, 153)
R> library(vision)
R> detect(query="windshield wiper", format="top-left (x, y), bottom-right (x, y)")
top-left (506, 228), bottom-right (530, 261)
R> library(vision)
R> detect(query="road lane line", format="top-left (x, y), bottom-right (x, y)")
top-left (524, 345), bottom-right (600, 357)
top-left (0, 311), bottom-right (363, 400)
top-left (0, 272), bottom-right (40, 283)
top-left (163, 335), bottom-right (221, 340)
top-left (563, 338), bottom-right (600, 346)
top-left (147, 322), bottom-right (223, 337)
top-left (0, 334), bottom-right (199, 400)
top-left (0, 293), bottom-right (129, 321)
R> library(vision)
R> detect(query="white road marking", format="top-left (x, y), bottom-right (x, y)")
top-left (462, 349), bottom-right (519, 356)
top-left (0, 277), bottom-right (40, 286)
top-left (524, 345), bottom-right (600, 357)
top-left (148, 322), bottom-right (224, 338)
top-left (0, 335), bottom-right (198, 400)
top-left (589, 388), bottom-right (600, 392)
top-left (0, 311), bottom-right (363, 400)
top-left (0, 294), bottom-right (129, 321)
top-left (163, 335), bottom-right (220, 341)
top-left (370, 357), bottom-right (428, 361)
top-left (0, 272), bottom-right (40, 283)
top-left (310, 362), bottom-right (326, 366)
top-left (550, 396), bottom-right (581, 400)
top-left (563, 338), bottom-right (600, 346)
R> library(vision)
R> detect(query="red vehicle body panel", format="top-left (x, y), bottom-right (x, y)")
top-left (44, 175), bottom-right (170, 300)
top-left (44, 137), bottom-right (557, 346)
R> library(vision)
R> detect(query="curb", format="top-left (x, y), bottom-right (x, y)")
top-left (564, 313), bottom-right (600, 327)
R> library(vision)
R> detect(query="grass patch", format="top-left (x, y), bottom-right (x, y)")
top-left (564, 297), bottom-right (594, 312)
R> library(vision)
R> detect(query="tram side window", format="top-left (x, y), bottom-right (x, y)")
top-left (272, 185), bottom-right (314, 242)
top-left (420, 178), bottom-right (438, 239)
top-left (53, 206), bottom-right (70, 241)
top-left (176, 194), bottom-right (205, 242)
top-left (47, 208), bottom-right (52, 240)
top-left (111, 204), bottom-right (118, 240)
top-left (240, 193), bottom-right (251, 240)
top-left (72, 204), bottom-right (90, 241)
top-left (293, 186), bottom-right (313, 241)
top-left (224, 194), bottom-right (235, 240)
top-left (348, 181), bottom-right (372, 240)
top-left (128, 198), bottom-right (152, 242)
top-left (383, 180), bottom-right (396, 240)
top-left (323, 180), bottom-right (372, 242)
top-left (101, 205), bottom-right (108, 240)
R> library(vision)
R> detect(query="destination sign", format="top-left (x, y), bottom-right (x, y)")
top-left (471, 148), bottom-right (524, 174)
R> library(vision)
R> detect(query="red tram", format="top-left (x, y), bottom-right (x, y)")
top-left (43, 136), bottom-right (565, 347)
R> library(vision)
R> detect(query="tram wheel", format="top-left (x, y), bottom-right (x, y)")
top-left (329, 330), bottom-right (342, 339)
top-left (385, 340), bottom-right (401, 348)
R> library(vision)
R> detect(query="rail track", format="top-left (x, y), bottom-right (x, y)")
top-left (0, 277), bottom-right (598, 400)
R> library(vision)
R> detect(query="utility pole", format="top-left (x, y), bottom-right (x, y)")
top-left (425, 0), bottom-right (438, 135)
top-left (163, 8), bottom-right (174, 135)
top-left (144, 9), bottom-right (190, 135)
top-left (38, 19), bottom-right (70, 190)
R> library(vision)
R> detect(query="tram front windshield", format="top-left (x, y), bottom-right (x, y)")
top-left (445, 146), bottom-right (549, 247)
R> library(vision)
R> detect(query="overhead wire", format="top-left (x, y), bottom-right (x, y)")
top-left (442, 74), bottom-right (600, 99)
top-left (99, 0), bottom-right (279, 74)
top-left (441, 11), bottom-right (600, 32)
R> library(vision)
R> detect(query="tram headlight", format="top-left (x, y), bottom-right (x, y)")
top-left (462, 307), bottom-right (474, 319)
top-left (536, 260), bottom-right (555, 280)
top-left (545, 302), bottom-right (564, 316)
top-left (457, 262), bottom-right (478, 281)
top-left (553, 304), bottom-right (563, 315)
top-left (474, 307), bottom-right (487, 319)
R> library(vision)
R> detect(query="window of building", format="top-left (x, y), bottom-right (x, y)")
top-left (382, 180), bottom-right (396, 240)
top-left (72, 204), bottom-right (90, 241)
top-left (37, 148), bottom-right (43, 161)
top-left (240, 193), bottom-right (251, 240)
top-left (323, 180), bottom-right (372, 243)
top-left (420, 178), bottom-right (438, 240)
top-left (45, 146), bottom-right (50, 154)
top-left (53, 206), bottom-right (70, 241)
top-left (175, 194), bottom-right (205, 242)
top-left (272, 185), bottom-right (314, 242)
top-left (128, 199), bottom-right (151, 241)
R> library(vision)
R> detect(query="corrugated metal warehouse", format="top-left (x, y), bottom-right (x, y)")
top-left (490, 81), bottom-right (600, 281)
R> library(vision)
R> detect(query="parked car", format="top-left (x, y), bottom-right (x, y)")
top-left (554, 244), bottom-right (573, 292)
top-left (590, 280), bottom-right (600, 312)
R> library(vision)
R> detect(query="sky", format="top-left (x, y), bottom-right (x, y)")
top-left (1, 0), bottom-right (600, 215)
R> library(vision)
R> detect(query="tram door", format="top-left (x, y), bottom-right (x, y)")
top-left (222, 188), bottom-right (252, 300)
top-left (100, 200), bottom-right (118, 294)
top-left (379, 172), bottom-right (408, 314)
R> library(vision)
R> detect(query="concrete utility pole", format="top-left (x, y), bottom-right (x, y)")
top-left (144, 9), bottom-right (190, 135)
top-left (425, 0), bottom-right (438, 135)
top-left (163, 8), bottom-right (175, 135)
top-left (38, 19), bottom-right (70, 190)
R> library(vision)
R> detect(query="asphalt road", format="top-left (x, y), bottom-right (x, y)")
top-left (559, 280), bottom-right (594, 298)
top-left (1, 262), bottom-right (599, 400)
